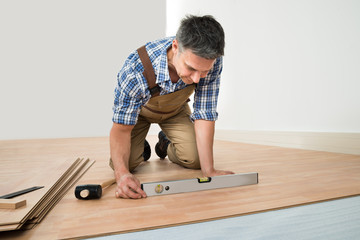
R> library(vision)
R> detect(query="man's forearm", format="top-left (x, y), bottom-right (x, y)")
top-left (194, 119), bottom-right (216, 176)
top-left (110, 123), bottom-right (147, 199)
top-left (110, 123), bottom-right (134, 179)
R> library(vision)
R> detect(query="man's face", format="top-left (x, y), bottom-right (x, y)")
top-left (172, 40), bottom-right (216, 84)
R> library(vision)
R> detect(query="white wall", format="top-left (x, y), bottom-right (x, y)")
top-left (0, 0), bottom-right (166, 140)
top-left (167, 0), bottom-right (360, 133)
top-left (1, 0), bottom-right (359, 140)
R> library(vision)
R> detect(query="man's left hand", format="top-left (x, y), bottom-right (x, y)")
top-left (203, 168), bottom-right (235, 177)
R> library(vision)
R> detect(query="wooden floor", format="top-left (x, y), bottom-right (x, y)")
top-left (1, 136), bottom-right (360, 239)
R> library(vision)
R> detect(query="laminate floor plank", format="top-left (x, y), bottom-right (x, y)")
top-left (0, 138), bottom-right (95, 231)
top-left (0, 136), bottom-right (359, 239)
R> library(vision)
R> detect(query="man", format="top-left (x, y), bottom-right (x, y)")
top-left (110, 15), bottom-right (234, 199)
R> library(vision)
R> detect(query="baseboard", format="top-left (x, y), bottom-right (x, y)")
top-left (215, 130), bottom-right (360, 155)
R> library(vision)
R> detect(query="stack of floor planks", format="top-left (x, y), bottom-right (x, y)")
top-left (0, 157), bottom-right (94, 232)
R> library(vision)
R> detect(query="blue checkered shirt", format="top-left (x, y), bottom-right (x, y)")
top-left (112, 36), bottom-right (223, 125)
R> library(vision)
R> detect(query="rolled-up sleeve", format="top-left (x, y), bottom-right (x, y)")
top-left (191, 57), bottom-right (222, 122)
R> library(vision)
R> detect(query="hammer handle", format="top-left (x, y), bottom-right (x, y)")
top-left (100, 179), bottom-right (116, 189)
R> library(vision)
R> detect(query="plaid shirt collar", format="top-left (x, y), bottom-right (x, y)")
top-left (153, 43), bottom-right (171, 84)
top-left (150, 37), bottom-right (187, 93)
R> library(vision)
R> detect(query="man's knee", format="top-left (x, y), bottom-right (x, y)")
top-left (168, 143), bottom-right (200, 169)
top-left (182, 156), bottom-right (201, 169)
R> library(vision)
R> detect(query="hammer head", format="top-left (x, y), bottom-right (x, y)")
top-left (75, 184), bottom-right (102, 200)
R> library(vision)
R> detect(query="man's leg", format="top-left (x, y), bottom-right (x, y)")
top-left (159, 104), bottom-right (200, 169)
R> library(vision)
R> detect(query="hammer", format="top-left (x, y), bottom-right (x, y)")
top-left (75, 179), bottom-right (116, 200)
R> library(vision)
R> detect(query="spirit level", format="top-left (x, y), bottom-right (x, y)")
top-left (141, 172), bottom-right (258, 197)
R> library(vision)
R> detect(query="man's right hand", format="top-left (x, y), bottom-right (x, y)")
top-left (115, 173), bottom-right (147, 199)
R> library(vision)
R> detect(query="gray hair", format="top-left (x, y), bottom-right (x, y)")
top-left (176, 15), bottom-right (225, 59)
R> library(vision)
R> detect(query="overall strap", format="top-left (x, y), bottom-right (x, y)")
top-left (137, 45), bottom-right (160, 97)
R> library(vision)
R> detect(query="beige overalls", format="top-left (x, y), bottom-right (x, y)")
top-left (110, 46), bottom-right (200, 172)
